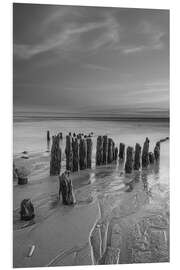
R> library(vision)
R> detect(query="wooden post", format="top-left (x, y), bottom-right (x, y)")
top-left (114, 147), bottom-right (118, 161)
top-left (156, 141), bottom-right (160, 149)
top-left (154, 145), bottom-right (160, 161)
top-left (87, 138), bottom-right (93, 169)
top-left (47, 130), bottom-right (50, 142)
top-left (125, 146), bottom-right (133, 173)
top-left (65, 135), bottom-right (73, 171)
top-left (59, 172), bottom-right (76, 205)
top-left (18, 177), bottom-right (28, 185)
top-left (16, 166), bottom-right (28, 185)
top-left (160, 137), bottom-right (169, 142)
top-left (79, 138), bottom-right (87, 170)
top-left (119, 143), bottom-right (125, 160)
top-left (102, 135), bottom-right (108, 165)
top-left (50, 134), bottom-right (61, 176)
top-left (149, 152), bottom-right (155, 164)
top-left (107, 138), bottom-right (113, 163)
top-left (59, 132), bottom-right (63, 140)
top-left (96, 136), bottom-right (103, 165)
top-left (46, 130), bottom-right (50, 152)
top-left (142, 137), bottom-right (150, 168)
top-left (20, 199), bottom-right (35, 221)
top-left (72, 137), bottom-right (79, 172)
top-left (133, 143), bottom-right (141, 170)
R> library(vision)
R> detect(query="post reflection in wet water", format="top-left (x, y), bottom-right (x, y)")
top-left (76, 152), bottom-right (163, 210)
top-left (46, 140), bottom-right (50, 153)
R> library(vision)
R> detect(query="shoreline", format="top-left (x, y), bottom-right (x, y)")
top-left (13, 138), bottom-right (169, 267)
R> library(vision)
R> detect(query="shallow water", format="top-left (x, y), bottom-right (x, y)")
top-left (13, 119), bottom-right (169, 186)
top-left (13, 119), bottom-right (169, 154)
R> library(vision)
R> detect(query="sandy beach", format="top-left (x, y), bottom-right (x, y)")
top-left (13, 138), bottom-right (169, 267)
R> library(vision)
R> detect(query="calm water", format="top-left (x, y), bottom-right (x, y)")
top-left (13, 119), bottom-right (169, 154)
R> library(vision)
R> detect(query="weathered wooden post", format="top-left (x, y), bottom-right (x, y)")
top-left (125, 146), bottom-right (133, 173)
top-left (154, 144), bottom-right (160, 161)
top-left (156, 141), bottom-right (160, 149)
top-left (96, 136), bottom-right (103, 165)
top-left (16, 166), bottom-right (29, 185)
top-left (79, 138), bottom-right (87, 170)
top-left (142, 137), bottom-right (150, 168)
top-left (107, 138), bottom-right (113, 163)
top-left (65, 135), bottom-right (73, 171)
top-left (133, 143), bottom-right (141, 170)
top-left (47, 130), bottom-right (50, 142)
top-left (114, 147), bottom-right (118, 161)
top-left (50, 134), bottom-right (61, 176)
top-left (59, 132), bottom-right (63, 140)
top-left (72, 137), bottom-right (79, 172)
top-left (20, 199), bottom-right (35, 221)
top-left (59, 171), bottom-right (76, 205)
top-left (102, 135), bottom-right (108, 165)
top-left (119, 143), bottom-right (125, 160)
top-left (87, 138), bottom-right (93, 169)
top-left (160, 137), bottom-right (169, 142)
top-left (149, 152), bottom-right (155, 164)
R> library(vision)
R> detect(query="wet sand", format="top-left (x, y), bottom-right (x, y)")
top-left (13, 146), bottom-right (169, 267)
top-left (13, 153), bottom-right (101, 267)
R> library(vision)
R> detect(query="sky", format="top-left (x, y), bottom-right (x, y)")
top-left (13, 4), bottom-right (169, 119)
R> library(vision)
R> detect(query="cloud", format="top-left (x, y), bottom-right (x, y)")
top-left (14, 21), bottom-right (111, 59)
top-left (13, 9), bottom-right (122, 60)
top-left (14, 6), bottom-right (167, 61)
top-left (121, 20), bottom-right (166, 55)
top-left (83, 63), bottom-right (111, 71)
top-left (123, 46), bottom-right (145, 54)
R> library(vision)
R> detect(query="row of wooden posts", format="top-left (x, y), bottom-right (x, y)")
top-left (49, 132), bottom-right (93, 176)
top-left (18, 132), bottom-right (165, 218)
top-left (125, 137), bottom-right (160, 174)
top-left (96, 136), bottom-right (119, 165)
top-left (49, 130), bottom-right (162, 176)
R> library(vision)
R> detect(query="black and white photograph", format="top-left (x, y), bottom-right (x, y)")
top-left (13, 3), bottom-right (169, 268)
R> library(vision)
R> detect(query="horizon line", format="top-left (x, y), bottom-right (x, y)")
top-left (13, 115), bottom-right (170, 122)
